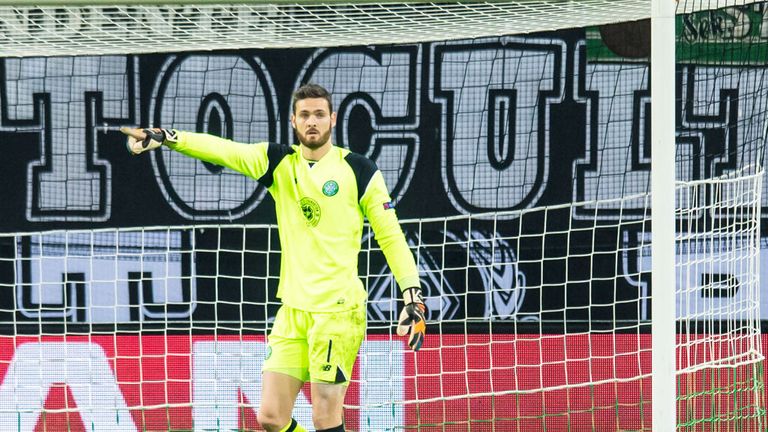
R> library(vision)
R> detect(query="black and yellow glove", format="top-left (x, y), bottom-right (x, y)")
top-left (121, 127), bottom-right (178, 155)
top-left (397, 287), bottom-right (427, 351)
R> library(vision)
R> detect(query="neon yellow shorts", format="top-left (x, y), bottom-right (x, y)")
top-left (263, 304), bottom-right (366, 384)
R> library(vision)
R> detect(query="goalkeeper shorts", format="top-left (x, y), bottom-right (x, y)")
top-left (263, 304), bottom-right (366, 384)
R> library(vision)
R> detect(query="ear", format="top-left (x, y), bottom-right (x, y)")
top-left (290, 114), bottom-right (296, 129)
top-left (330, 111), bottom-right (337, 128)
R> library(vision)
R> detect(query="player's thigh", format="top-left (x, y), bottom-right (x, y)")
top-left (258, 371), bottom-right (304, 425)
top-left (310, 381), bottom-right (348, 428)
top-left (307, 306), bottom-right (366, 384)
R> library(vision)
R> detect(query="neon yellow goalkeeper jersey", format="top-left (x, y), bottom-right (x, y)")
top-left (168, 131), bottom-right (421, 312)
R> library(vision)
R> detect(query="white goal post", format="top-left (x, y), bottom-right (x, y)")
top-left (651, 0), bottom-right (676, 429)
top-left (0, 0), bottom-right (765, 431)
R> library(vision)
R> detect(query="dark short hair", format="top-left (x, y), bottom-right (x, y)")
top-left (292, 83), bottom-right (333, 113)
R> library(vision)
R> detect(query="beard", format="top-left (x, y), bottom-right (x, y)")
top-left (296, 127), bottom-right (332, 149)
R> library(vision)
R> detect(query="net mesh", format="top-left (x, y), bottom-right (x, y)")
top-left (0, 2), bottom-right (656, 56)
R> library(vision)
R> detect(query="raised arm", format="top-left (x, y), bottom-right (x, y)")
top-left (121, 127), bottom-right (270, 180)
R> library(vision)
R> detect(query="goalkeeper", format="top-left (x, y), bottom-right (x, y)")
top-left (121, 83), bottom-right (426, 432)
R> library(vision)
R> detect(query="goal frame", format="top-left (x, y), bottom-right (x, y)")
top-left (0, 0), bottom-right (762, 430)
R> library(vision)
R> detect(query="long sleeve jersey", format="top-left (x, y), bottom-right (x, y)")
top-left (168, 131), bottom-right (420, 312)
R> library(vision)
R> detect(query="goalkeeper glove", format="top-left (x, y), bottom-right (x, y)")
top-left (121, 127), bottom-right (177, 155)
top-left (397, 287), bottom-right (427, 351)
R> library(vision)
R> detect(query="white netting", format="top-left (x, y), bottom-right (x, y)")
top-left (677, 170), bottom-right (763, 372)
top-left (0, 1), bottom-right (655, 56)
top-left (0, 167), bottom-right (761, 430)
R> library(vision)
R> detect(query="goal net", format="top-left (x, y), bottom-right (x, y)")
top-left (0, 0), bottom-right (765, 431)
